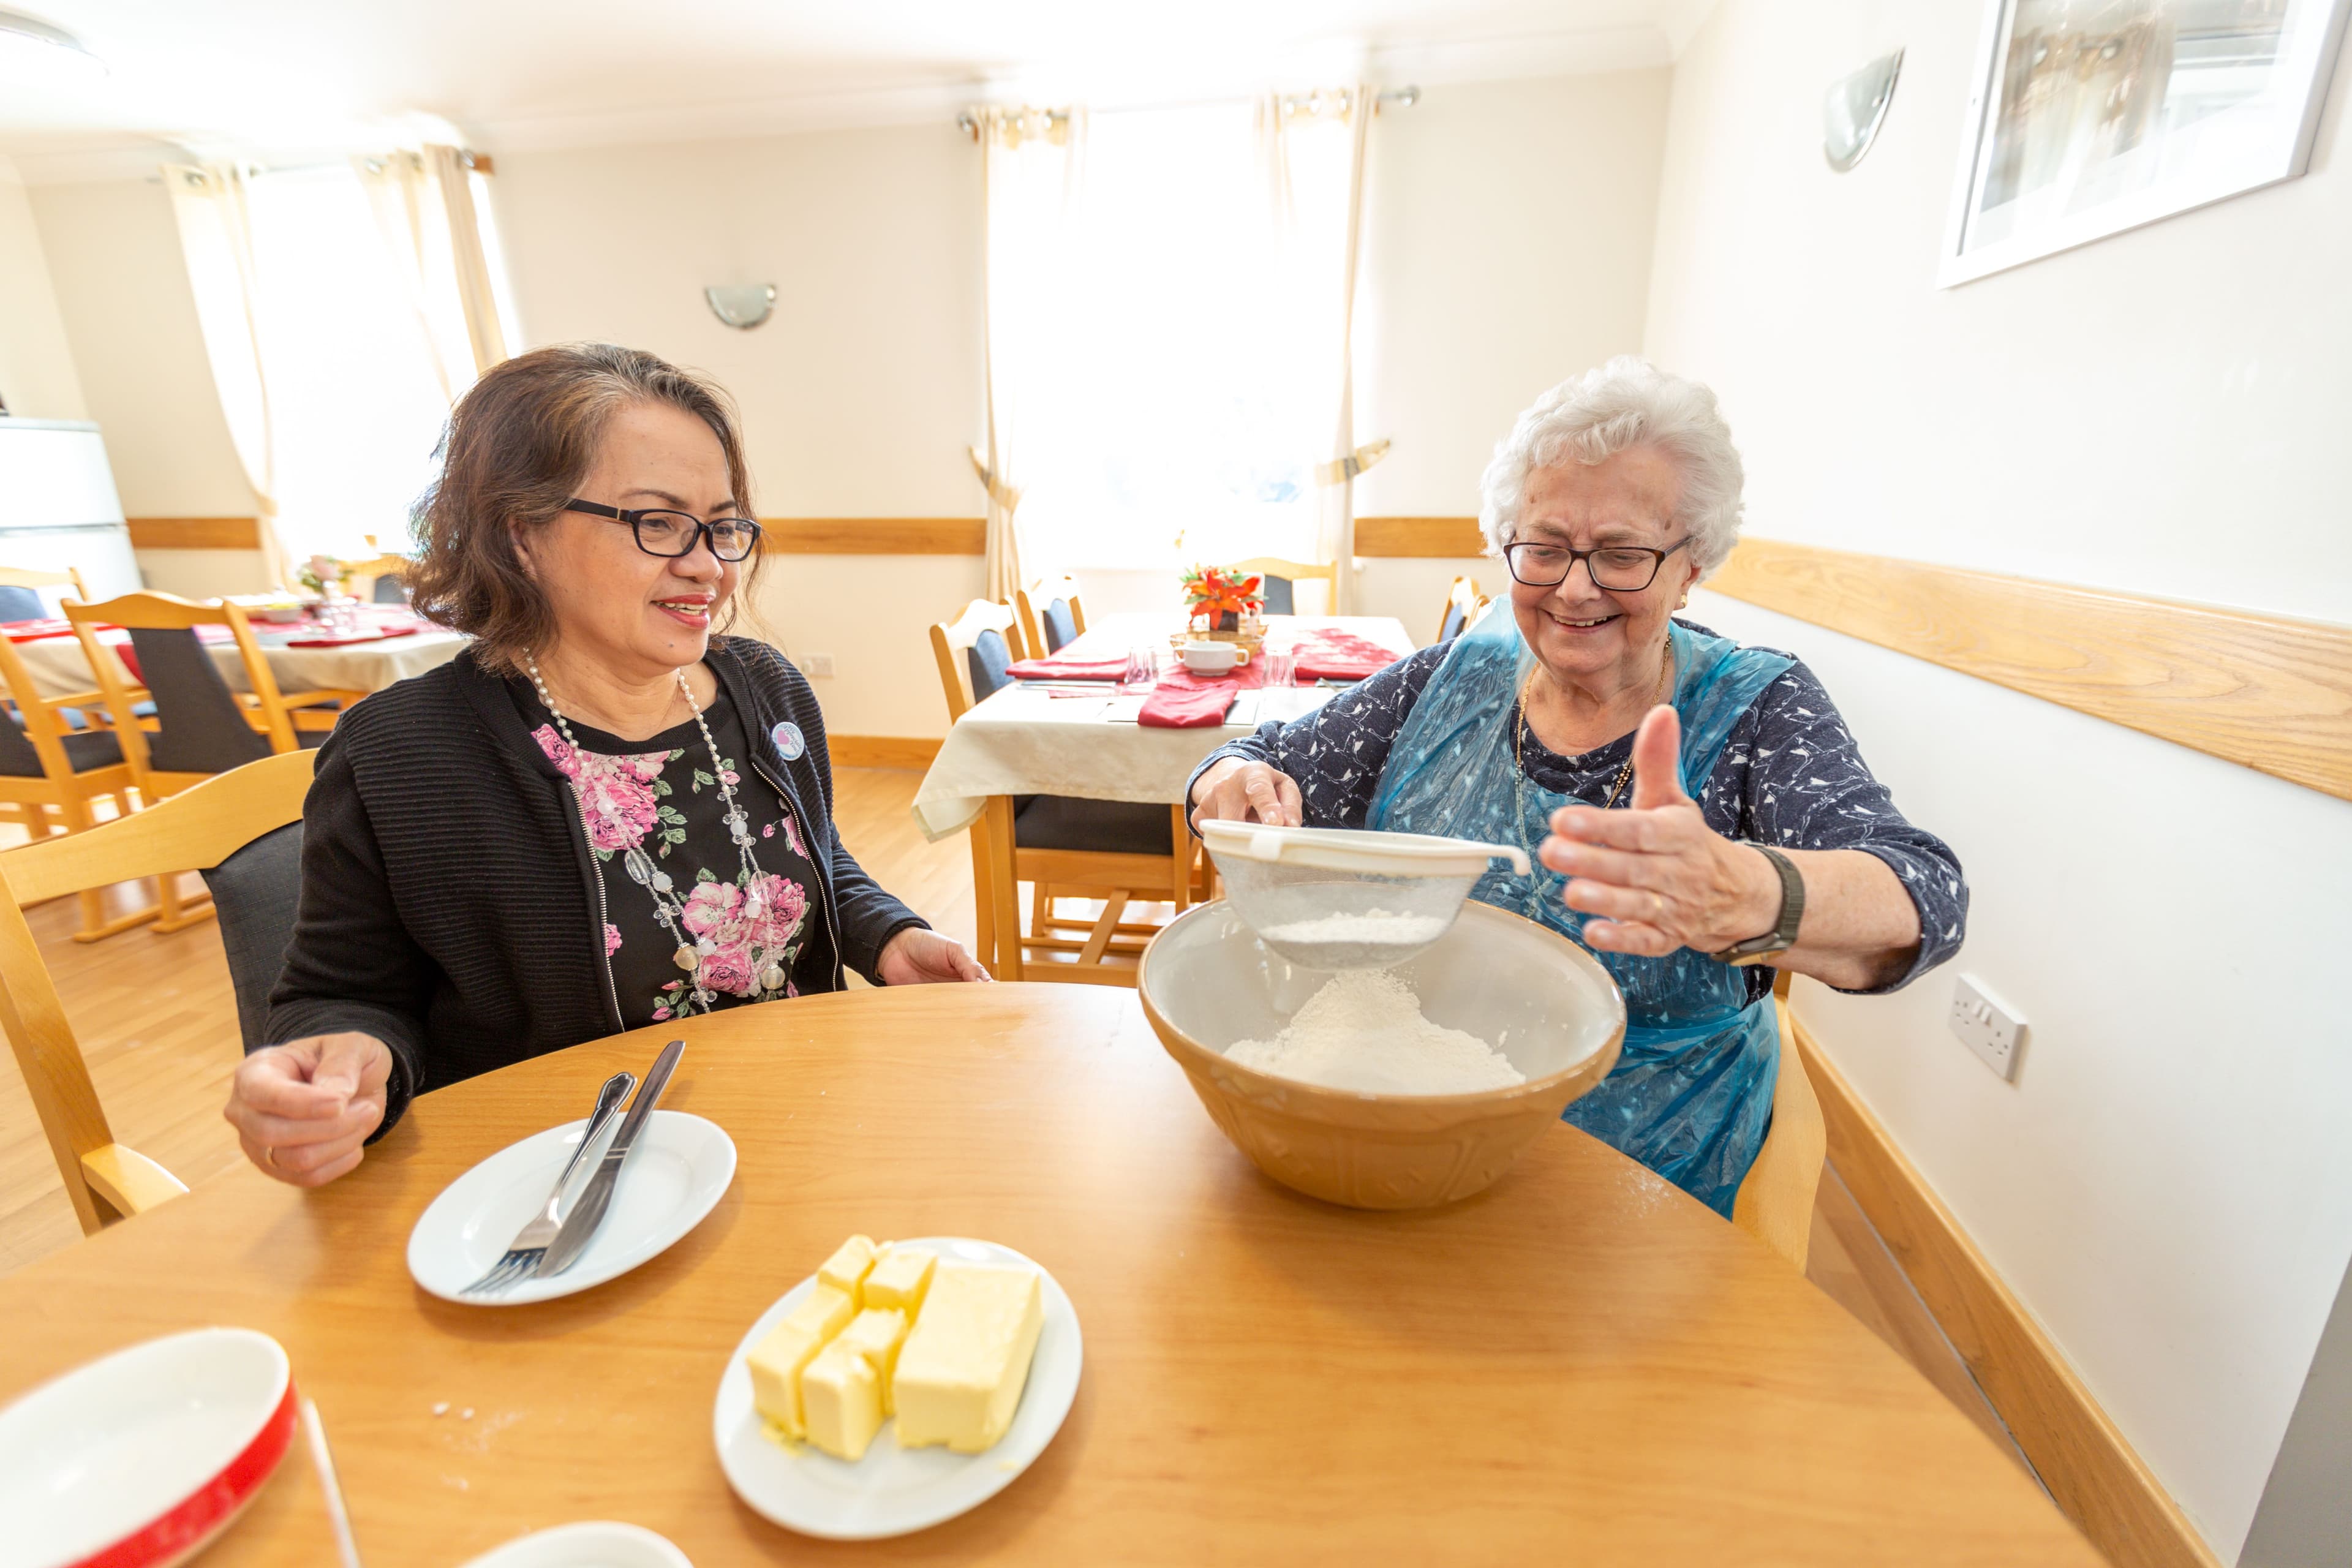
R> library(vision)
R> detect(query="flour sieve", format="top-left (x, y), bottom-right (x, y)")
top-left (1196, 821), bottom-right (1532, 971)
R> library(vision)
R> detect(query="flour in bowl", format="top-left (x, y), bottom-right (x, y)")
top-left (1224, 968), bottom-right (1524, 1095)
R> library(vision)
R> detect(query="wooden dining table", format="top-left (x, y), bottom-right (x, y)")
top-left (0, 986), bottom-right (2100, 1565)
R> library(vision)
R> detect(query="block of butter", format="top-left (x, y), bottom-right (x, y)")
top-left (892, 1262), bottom-right (1045, 1454)
top-left (834, 1306), bottom-right (911, 1416)
top-left (747, 1283), bottom-right (856, 1439)
top-left (816, 1234), bottom-right (880, 1298)
top-left (801, 1337), bottom-right (884, 1461)
top-left (861, 1245), bottom-right (937, 1315)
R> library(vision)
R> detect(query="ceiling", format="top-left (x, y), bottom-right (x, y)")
top-left (0, 0), bottom-right (1717, 179)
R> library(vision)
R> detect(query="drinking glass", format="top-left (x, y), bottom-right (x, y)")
top-left (1259, 647), bottom-right (1296, 688)
top-left (1121, 643), bottom-right (1164, 693)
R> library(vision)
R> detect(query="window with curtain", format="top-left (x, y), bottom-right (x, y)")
top-left (168, 150), bottom-right (519, 573)
top-left (995, 95), bottom-right (1364, 589)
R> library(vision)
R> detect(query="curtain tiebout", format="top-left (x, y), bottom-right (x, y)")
top-left (1316, 437), bottom-right (1390, 485)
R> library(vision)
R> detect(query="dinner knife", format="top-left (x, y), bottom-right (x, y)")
top-left (533, 1038), bottom-right (684, 1279)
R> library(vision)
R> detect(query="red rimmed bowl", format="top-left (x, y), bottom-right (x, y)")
top-left (0, 1327), bottom-right (296, 1568)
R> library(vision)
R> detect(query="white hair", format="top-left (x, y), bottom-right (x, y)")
top-left (1478, 356), bottom-right (1745, 575)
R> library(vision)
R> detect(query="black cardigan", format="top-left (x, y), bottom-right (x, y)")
top-left (265, 636), bottom-right (927, 1133)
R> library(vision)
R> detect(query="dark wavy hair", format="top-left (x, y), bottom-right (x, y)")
top-left (405, 343), bottom-right (759, 673)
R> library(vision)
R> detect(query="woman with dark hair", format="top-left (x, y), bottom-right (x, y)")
top-left (224, 344), bottom-right (986, 1187)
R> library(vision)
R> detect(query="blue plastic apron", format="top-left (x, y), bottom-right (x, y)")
top-left (1367, 608), bottom-right (1794, 1216)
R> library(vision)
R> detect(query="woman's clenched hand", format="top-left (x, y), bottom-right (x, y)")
top-left (1537, 705), bottom-right (1783, 958)
top-left (223, 1032), bottom-right (393, 1187)
top-left (1189, 758), bottom-right (1303, 827)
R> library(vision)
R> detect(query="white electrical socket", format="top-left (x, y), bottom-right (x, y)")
top-left (805, 652), bottom-right (835, 677)
top-left (1948, 973), bottom-right (2026, 1081)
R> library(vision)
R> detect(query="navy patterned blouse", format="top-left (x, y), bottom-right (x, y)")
top-left (1187, 622), bottom-right (1967, 1001)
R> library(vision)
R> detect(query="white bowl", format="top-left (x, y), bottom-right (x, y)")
top-left (1179, 641), bottom-right (1241, 674)
top-left (0, 1327), bottom-right (296, 1568)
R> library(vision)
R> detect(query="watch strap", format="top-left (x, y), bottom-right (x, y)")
top-left (1711, 843), bottom-right (1804, 965)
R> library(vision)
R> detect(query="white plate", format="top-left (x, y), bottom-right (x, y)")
top-left (459, 1521), bottom-right (692, 1567)
top-left (408, 1111), bottom-right (736, 1306)
top-left (713, 1237), bottom-right (1082, 1540)
top-left (0, 1327), bottom-right (295, 1568)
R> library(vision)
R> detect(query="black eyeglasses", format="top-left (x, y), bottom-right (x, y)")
top-left (565, 500), bottom-right (763, 562)
top-left (1503, 536), bottom-right (1691, 592)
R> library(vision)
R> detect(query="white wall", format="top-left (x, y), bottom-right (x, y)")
top-left (1645, 3), bottom-right (2352, 1558)
top-left (28, 179), bottom-right (257, 519)
top-left (488, 124), bottom-right (986, 737)
top-left (0, 162), bottom-right (86, 421)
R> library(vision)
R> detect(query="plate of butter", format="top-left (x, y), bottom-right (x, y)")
top-left (712, 1234), bottom-right (1082, 1539)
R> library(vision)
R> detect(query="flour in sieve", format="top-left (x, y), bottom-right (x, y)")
top-left (1225, 968), bottom-right (1524, 1095)
top-left (1256, 910), bottom-right (1452, 948)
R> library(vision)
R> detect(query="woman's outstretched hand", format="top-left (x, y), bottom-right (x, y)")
top-left (1537, 704), bottom-right (1783, 958)
top-left (223, 1032), bottom-right (393, 1187)
top-left (878, 927), bottom-right (992, 984)
top-left (1189, 758), bottom-right (1303, 827)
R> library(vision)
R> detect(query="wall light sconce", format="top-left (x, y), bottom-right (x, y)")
top-left (1823, 49), bottom-right (1902, 172)
top-left (705, 284), bottom-right (776, 330)
top-left (0, 7), bottom-right (107, 80)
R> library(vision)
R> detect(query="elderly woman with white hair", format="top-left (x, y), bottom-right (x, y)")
top-left (1187, 358), bottom-right (1966, 1216)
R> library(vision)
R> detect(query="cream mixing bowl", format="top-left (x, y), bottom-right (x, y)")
top-left (1138, 899), bottom-right (1626, 1209)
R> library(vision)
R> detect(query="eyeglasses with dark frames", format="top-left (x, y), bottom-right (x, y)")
top-left (565, 500), bottom-right (763, 563)
top-left (1503, 536), bottom-right (1692, 592)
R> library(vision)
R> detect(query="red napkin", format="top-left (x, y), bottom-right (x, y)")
top-left (1289, 630), bottom-right (1397, 682)
top-left (1, 619), bottom-right (75, 643)
top-left (1005, 653), bottom-right (1130, 681)
top-left (1139, 680), bottom-right (1238, 728)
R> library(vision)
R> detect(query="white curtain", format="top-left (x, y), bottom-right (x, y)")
top-left (980, 90), bottom-right (1377, 605)
top-left (165, 162), bottom-right (290, 584)
top-left (974, 107), bottom-right (1086, 603)
top-left (1258, 85), bottom-right (1378, 612)
top-left (170, 147), bottom-right (516, 568)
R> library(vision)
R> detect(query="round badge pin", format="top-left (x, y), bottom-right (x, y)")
top-left (771, 721), bottom-right (805, 761)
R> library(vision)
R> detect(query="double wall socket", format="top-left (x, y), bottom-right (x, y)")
top-left (1948, 973), bottom-right (2026, 1081)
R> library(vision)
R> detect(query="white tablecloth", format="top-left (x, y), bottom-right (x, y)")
top-left (15, 620), bottom-right (469, 701)
top-left (910, 612), bottom-right (1415, 840)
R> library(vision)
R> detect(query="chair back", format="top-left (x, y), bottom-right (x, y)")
top-left (1732, 992), bottom-right (1829, 1271)
top-left (345, 552), bottom-right (413, 605)
top-left (1437, 575), bottom-right (1483, 645)
top-left (0, 565), bottom-right (92, 622)
top-left (1016, 576), bottom-right (1087, 655)
top-left (0, 748), bottom-right (318, 1231)
top-left (929, 600), bottom-right (1026, 720)
top-left (1229, 557), bottom-right (1338, 618)
top-left (199, 821), bottom-right (304, 1053)
top-left (67, 592), bottom-right (297, 796)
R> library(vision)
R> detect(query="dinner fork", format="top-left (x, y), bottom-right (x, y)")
top-left (461, 1069), bottom-right (635, 1295)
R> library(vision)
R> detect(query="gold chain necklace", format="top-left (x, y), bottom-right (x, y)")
top-left (1513, 640), bottom-right (1675, 810)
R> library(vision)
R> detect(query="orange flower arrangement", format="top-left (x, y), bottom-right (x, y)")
top-left (1182, 564), bottom-right (1264, 627)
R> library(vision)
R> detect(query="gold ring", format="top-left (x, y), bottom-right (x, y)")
top-left (1651, 893), bottom-right (1666, 924)
top-left (263, 1145), bottom-right (278, 1169)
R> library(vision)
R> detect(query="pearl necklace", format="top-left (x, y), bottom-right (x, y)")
top-left (525, 657), bottom-right (791, 1011)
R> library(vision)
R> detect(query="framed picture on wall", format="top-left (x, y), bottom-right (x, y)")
top-left (1938, 0), bottom-right (2351, 286)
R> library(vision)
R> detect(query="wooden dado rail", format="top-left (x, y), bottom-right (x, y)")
top-left (1708, 538), bottom-right (2352, 805)
top-left (126, 518), bottom-right (2348, 803)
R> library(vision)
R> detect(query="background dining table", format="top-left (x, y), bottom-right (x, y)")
top-left (0, 986), bottom-right (2100, 1565)
top-left (9, 605), bottom-right (468, 703)
top-left (911, 611), bottom-right (1415, 840)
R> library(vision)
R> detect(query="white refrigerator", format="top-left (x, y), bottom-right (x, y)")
top-left (0, 418), bottom-right (143, 607)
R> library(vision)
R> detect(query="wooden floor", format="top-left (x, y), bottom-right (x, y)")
top-left (0, 766), bottom-right (2038, 1488)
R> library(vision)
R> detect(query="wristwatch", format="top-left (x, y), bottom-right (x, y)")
top-left (1711, 843), bottom-right (1804, 967)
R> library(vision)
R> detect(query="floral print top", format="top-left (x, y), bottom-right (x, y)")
top-left (517, 687), bottom-right (831, 1026)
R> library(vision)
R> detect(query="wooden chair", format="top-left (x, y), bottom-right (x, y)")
top-left (0, 631), bottom-right (145, 940)
top-left (1732, 982), bottom-right (1828, 1271)
top-left (0, 565), bottom-right (91, 622)
top-left (347, 552), bottom-right (414, 606)
top-left (1436, 575), bottom-right (1483, 645)
top-left (929, 599), bottom-right (1196, 984)
top-left (1230, 556), bottom-right (1338, 618)
top-left (65, 594), bottom-right (328, 931)
top-left (0, 748), bottom-right (318, 1234)
top-left (1016, 575), bottom-right (1088, 655)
